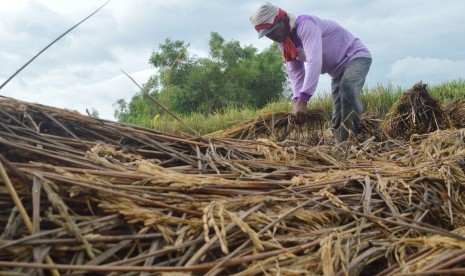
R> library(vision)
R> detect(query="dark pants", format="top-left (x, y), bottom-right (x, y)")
top-left (331, 57), bottom-right (372, 143)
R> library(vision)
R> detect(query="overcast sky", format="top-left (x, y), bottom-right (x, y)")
top-left (1, 0), bottom-right (464, 121)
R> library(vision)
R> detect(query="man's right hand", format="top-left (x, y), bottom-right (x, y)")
top-left (293, 99), bottom-right (308, 124)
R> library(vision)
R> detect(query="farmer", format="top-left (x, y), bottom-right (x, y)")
top-left (250, 2), bottom-right (372, 143)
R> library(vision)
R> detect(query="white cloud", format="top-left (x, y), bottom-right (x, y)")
top-left (387, 57), bottom-right (465, 86)
top-left (4, 68), bottom-right (154, 121)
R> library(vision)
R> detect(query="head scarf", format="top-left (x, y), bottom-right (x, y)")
top-left (250, 2), bottom-right (298, 61)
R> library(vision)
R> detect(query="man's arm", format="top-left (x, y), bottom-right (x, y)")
top-left (296, 19), bottom-right (323, 100)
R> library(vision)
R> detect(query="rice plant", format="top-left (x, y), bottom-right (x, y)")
top-left (429, 78), bottom-right (465, 101)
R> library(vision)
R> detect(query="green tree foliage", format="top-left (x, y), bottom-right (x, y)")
top-left (87, 107), bottom-right (100, 118)
top-left (114, 32), bottom-right (287, 123)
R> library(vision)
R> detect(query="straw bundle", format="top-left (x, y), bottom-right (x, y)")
top-left (443, 99), bottom-right (465, 129)
top-left (1, 96), bottom-right (465, 275)
top-left (381, 82), bottom-right (444, 140)
top-left (206, 110), bottom-right (326, 145)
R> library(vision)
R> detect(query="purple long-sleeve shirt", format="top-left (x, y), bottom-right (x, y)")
top-left (279, 15), bottom-right (371, 102)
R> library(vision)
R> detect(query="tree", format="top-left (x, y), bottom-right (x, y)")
top-left (114, 33), bottom-right (287, 123)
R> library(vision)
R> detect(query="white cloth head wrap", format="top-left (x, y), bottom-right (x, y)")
top-left (250, 2), bottom-right (296, 38)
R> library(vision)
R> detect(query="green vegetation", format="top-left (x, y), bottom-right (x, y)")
top-left (114, 32), bottom-right (287, 124)
top-left (361, 83), bottom-right (404, 117)
top-left (127, 79), bottom-right (464, 135)
top-left (112, 32), bottom-right (465, 135)
top-left (428, 78), bottom-right (465, 101)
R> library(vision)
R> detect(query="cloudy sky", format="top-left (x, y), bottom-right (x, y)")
top-left (1, 0), bottom-right (464, 121)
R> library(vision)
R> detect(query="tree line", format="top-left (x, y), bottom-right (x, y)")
top-left (113, 32), bottom-right (288, 123)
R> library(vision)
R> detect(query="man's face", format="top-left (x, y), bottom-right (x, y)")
top-left (265, 19), bottom-right (287, 43)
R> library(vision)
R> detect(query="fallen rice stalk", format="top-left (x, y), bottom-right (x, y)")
top-left (1, 87), bottom-right (465, 275)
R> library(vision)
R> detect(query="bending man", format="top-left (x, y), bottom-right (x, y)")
top-left (251, 2), bottom-right (372, 143)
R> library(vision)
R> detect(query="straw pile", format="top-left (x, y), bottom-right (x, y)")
top-left (206, 110), bottom-right (325, 145)
top-left (381, 82), bottom-right (444, 140)
top-left (211, 82), bottom-right (453, 145)
top-left (443, 99), bottom-right (465, 129)
top-left (1, 86), bottom-right (465, 275)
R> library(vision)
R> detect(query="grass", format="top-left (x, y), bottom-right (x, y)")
top-left (138, 78), bottom-right (465, 135)
top-left (429, 78), bottom-right (465, 101)
top-left (150, 107), bottom-right (257, 135)
top-left (361, 83), bottom-right (404, 118)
